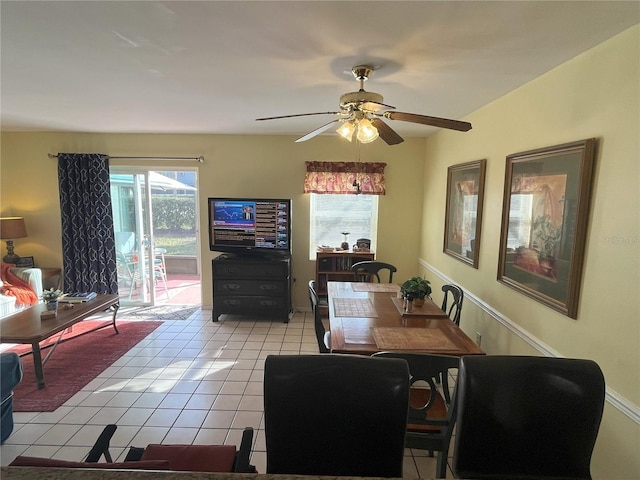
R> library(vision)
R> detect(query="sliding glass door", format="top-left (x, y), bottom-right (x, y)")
top-left (110, 170), bottom-right (156, 305)
top-left (110, 168), bottom-right (201, 307)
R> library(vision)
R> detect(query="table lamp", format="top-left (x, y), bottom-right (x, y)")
top-left (0, 217), bottom-right (28, 264)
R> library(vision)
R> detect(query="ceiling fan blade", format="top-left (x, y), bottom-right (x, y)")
top-left (361, 101), bottom-right (396, 112)
top-left (371, 118), bottom-right (404, 145)
top-left (384, 111), bottom-right (472, 132)
top-left (256, 111), bottom-right (342, 121)
top-left (295, 119), bottom-right (341, 143)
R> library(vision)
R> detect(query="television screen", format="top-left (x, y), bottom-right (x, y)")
top-left (208, 198), bottom-right (291, 254)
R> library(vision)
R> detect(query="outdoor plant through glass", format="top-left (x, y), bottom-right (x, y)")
top-left (151, 195), bottom-right (197, 255)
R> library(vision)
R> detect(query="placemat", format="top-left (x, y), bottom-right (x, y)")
top-left (351, 283), bottom-right (400, 293)
top-left (372, 327), bottom-right (457, 350)
top-left (333, 297), bottom-right (378, 317)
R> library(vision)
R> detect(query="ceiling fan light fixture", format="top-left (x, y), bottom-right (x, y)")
top-left (336, 121), bottom-right (356, 141)
top-left (356, 118), bottom-right (378, 143)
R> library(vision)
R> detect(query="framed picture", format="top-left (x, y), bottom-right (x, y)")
top-left (497, 139), bottom-right (596, 319)
top-left (15, 256), bottom-right (34, 268)
top-left (443, 159), bottom-right (487, 268)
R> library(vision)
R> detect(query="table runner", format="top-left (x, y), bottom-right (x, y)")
top-left (390, 296), bottom-right (449, 318)
top-left (333, 297), bottom-right (378, 317)
top-left (372, 327), bottom-right (457, 350)
top-left (351, 283), bottom-right (400, 293)
top-left (351, 282), bottom-right (400, 293)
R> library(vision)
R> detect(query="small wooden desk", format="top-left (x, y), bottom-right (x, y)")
top-left (0, 294), bottom-right (119, 388)
top-left (328, 282), bottom-right (484, 356)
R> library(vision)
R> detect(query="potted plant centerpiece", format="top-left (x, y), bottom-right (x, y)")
top-left (42, 288), bottom-right (63, 310)
top-left (401, 276), bottom-right (432, 307)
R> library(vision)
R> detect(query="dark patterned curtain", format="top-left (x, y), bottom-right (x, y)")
top-left (304, 161), bottom-right (387, 194)
top-left (57, 153), bottom-right (118, 294)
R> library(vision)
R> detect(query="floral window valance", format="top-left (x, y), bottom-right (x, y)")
top-left (304, 161), bottom-right (387, 195)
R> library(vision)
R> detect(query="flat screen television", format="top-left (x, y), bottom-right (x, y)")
top-left (208, 197), bottom-right (292, 255)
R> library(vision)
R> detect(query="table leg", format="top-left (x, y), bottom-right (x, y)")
top-left (31, 342), bottom-right (46, 389)
top-left (111, 303), bottom-right (120, 334)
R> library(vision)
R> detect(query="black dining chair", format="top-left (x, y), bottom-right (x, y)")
top-left (374, 352), bottom-right (460, 478)
top-left (452, 355), bottom-right (605, 480)
top-left (308, 280), bottom-right (330, 353)
top-left (441, 284), bottom-right (463, 325)
top-left (264, 354), bottom-right (410, 478)
top-left (351, 261), bottom-right (397, 283)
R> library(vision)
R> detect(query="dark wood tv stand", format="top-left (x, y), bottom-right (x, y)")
top-left (212, 253), bottom-right (292, 322)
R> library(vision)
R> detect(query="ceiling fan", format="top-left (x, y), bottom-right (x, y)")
top-left (256, 65), bottom-right (472, 145)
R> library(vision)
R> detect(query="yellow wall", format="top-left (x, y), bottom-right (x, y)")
top-left (420, 26), bottom-right (639, 479)
top-left (0, 132), bottom-right (425, 310)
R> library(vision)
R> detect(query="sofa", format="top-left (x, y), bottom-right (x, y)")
top-left (1, 352), bottom-right (23, 443)
top-left (0, 266), bottom-right (43, 317)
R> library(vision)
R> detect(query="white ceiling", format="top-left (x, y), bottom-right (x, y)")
top-left (2, 1), bottom-right (638, 140)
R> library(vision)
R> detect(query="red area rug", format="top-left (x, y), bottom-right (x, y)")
top-left (7, 320), bottom-right (162, 412)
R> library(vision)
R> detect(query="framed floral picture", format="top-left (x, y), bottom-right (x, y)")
top-left (443, 159), bottom-right (487, 268)
top-left (497, 139), bottom-right (596, 318)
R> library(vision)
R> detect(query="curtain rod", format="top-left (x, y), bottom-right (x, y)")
top-left (48, 153), bottom-right (204, 162)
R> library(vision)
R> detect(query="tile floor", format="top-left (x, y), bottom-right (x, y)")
top-left (0, 307), bottom-right (452, 478)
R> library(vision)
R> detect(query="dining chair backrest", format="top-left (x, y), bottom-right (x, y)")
top-left (351, 261), bottom-right (397, 283)
top-left (441, 284), bottom-right (463, 325)
top-left (308, 280), bottom-right (329, 353)
top-left (452, 355), bottom-right (605, 480)
top-left (264, 354), bottom-right (410, 478)
top-left (374, 352), bottom-right (460, 478)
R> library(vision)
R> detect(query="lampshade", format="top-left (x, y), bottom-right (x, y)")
top-left (0, 217), bottom-right (27, 240)
top-left (356, 118), bottom-right (379, 143)
top-left (337, 121), bottom-right (356, 141)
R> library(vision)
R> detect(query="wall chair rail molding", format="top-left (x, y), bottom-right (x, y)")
top-left (421, 258), bottom-right (640, 426)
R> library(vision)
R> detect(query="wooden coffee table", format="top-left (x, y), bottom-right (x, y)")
top-left (0, 294), bottom-right (119, 388)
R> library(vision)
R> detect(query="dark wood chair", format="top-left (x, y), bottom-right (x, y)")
top-left (374, 352), bottom-right (460, 478)
top-left (351, 261), bottom-right (397, 283)
top-left (452, 355), bottom-right (605, 480)
top-left (308, 280), bottom-right (329, 353)
top-left (441, 284), bottom-right (463, 325)
top-left (264, 354), bottom-right (409, 477)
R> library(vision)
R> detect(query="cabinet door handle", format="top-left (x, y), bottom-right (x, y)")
top-left (260, 284), bottom-right (277, 291)
top-left (224, 284), bottom-right (241, 290)
top-left (259, 300), bottom-right (278, 306)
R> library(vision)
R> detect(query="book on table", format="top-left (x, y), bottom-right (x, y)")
top-left (58, 292), bottom-right (97, 303)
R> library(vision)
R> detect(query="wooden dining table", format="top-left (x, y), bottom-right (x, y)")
top-left (328, 281), bottom-right (484, 356)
